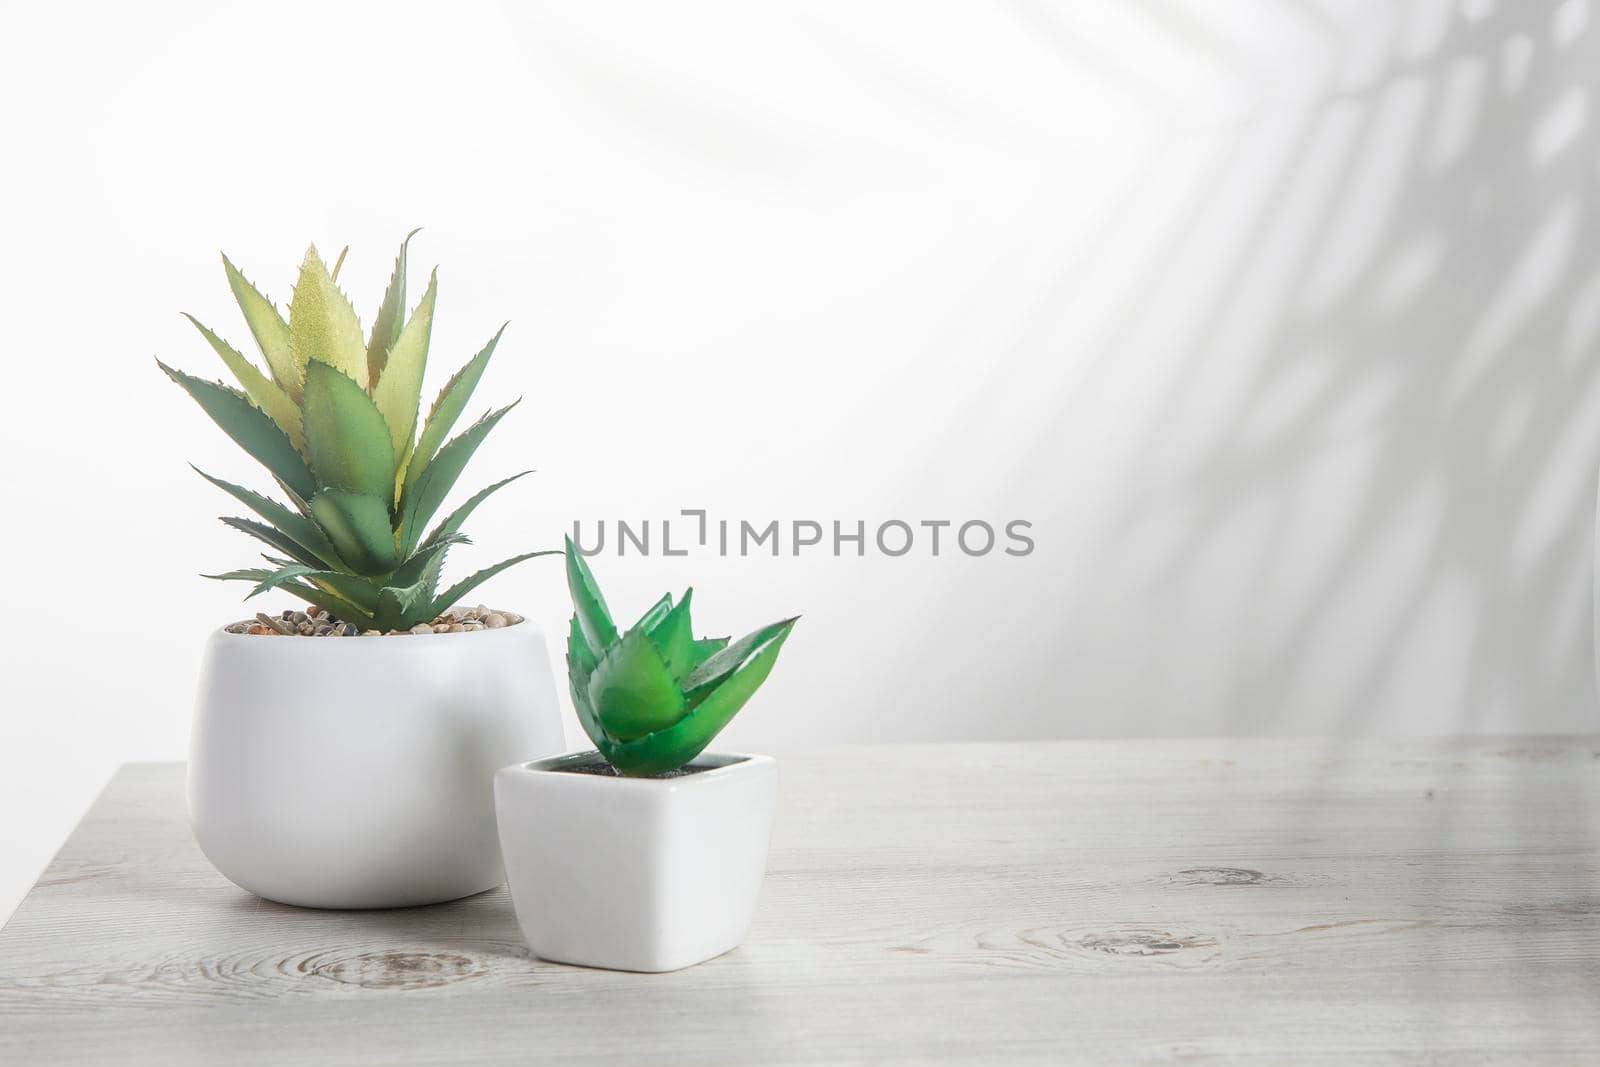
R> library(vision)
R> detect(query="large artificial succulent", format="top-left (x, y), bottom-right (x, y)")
top-left (565, 538), bottom-right (798, 776)
top-left (160, 233), bottom-right (551, 632)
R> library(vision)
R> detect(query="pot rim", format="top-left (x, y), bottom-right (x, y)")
top-left (503, 749), bottom-right (773, 791)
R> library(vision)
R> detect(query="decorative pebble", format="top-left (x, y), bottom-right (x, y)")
top-left (228, 606), bottom-right (523, 636)
top-left (256, 612), bottom-right (295, 636)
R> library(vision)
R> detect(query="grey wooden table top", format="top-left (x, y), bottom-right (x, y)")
top-left (1, 738), bottom-right (1598, 1065)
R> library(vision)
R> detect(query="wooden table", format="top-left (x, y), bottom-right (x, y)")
top-left (2, 739), bottom-right (1598, 1064)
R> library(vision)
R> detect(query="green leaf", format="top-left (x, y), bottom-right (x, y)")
top-left (304, 572), bottom-right (381, 611)
top-left (240, 564), bottom-right (380, 613)
top-left (398, 401), bottom-right (517, 554)
top-left (647, 589), bottom-right (696, 682)
top-left (301, 361), bottom-right (397, 498)
top-left (568, 613), bottom-right (600, 684)
top-left (388, 532), bottom-right (469, 589)
top-left (372, 269), bottom-right (436, 458)
top-left (367, 228), bottom-right (420, 383)
top-left (415, 538), bottom-right (452, 601)
top-left (279, 580), bottom-right (376, 630)
top-left (687, 636), bottom-right (729, 672)
top-left (329, 244), bottom-right (349, 282)
top-left (192, 466), bottom-right (340, 567)
top-left (605, 619), bottom-right (796, 776)
top-left (418, 470), bottom-right (532, 551)
top-left (428, 549), bottom-right (558, 618)
top-left (309, 489), bottom-right (399, 576)
top-left (585, 629), bottom-right (686, 743)
top-left (685, 617), bottom-right (800, 704)
top-left (202, 567), bottom-right (274, 584)
top-left (219, 516), bottom-right (324, 568)
top-left (246, 562), bottom-right (320, 599)
top-left (223, 253), bottom-right (298, 399)
top-left (634, 592), bottom-right (673, 634)
top-left (569, 667), bottom-right (608, 753)
top-left (372, 578), bottom-right (435, 632)
top-left (289, 244), bottom-right (368, 388)
top-left (184, 315), bottom-right (304, 451)
top-left (564, 535), bottom-right (618, 652)
top-left (159, 361), bottom-right (315, 500)
top-left (402, 325), bottom-right (503, 502)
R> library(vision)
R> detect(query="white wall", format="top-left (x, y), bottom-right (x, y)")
top-left (2, 0), bottom-right (1597, 921)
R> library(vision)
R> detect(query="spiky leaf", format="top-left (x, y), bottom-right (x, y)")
top-left (301, 361), bottom-right (397, 498)
top-left (398, 402), bottom-right (517, 554)
top-left (634, 592), bottom-right (673, 634)
top-left (687, 636), bottom-right (729, 671)
top-left (203, 567), bottom-right (274, 584)
top-left (604, 619), bottom-right (796, 776)
top-left (418, 470), bottom-right (532, 551)
top-left (565, 535), bottom-right (618, 652)
top-left (373, 578), bottom-right (435, 632)
top-left (222, 254), bottom-right (298, 398)
top-left (403, 326), bottom-right (503, 501)
top-left (685, 617), bottom-right (801, 705)
top-left (428, 549), bottom-right (558, 618)
top-left (192, 466), bottom-right (339, 567)
top-left (647, 589), bottom-right (696, 681)
top-left (289, 245), bottom-right (367, 387)
top-left (159, 362), bottom-right (315, 499)
top-left (569, 667), bottom-right (608, 752)
top-left (246, 562), bottom-right (321, 599)
top-left (184, 316), bottom-right (304, 450)
top-left (388, 532), bottom-right (468, 589)
top-left (367, 228), bottom-right (420, 383)
top-left (586, 629), bottom-right (686, 742)
top-left (568, 614), bottom-right (600, 684)
top-left (309, 489), bottom-right (398, 576)
top-left (219, 516), bottom-right (324, 568)
top-left (372, 270), bottom-right (436, 458)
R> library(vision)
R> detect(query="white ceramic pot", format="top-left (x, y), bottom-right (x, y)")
top-left (495, 751), bottom-right (777, 972)
top-left (189, 623), bottom-right (564, 909)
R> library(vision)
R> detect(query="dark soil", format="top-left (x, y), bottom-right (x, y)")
top-left (559, 758), bottom-right (717, 779)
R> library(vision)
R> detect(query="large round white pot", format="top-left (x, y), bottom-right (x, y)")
top-left (189, 623), bottom-right (564, 909)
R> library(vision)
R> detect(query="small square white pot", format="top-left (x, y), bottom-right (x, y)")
top-left (494, 751), bottom-right (777, 972)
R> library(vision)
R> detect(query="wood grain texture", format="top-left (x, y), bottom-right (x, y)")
top-left (1, 738), bottom-right (1598, 1065)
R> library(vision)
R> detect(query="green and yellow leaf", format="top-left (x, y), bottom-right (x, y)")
top-left (367, 228), bottom-right (419, 383)
top-left (402, 325), bottom-right (504, 501)
top-left (222, 253), bottom-right (298, 399)
top-left (183, 315), bottom-right (303, 451)
top-left (289, 245), bottom-right (367, 388)
top-left (372, 269), bottom-right (436, 458)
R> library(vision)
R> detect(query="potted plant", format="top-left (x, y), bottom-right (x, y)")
top-left (162, 234), bottom-right (564, 909)
top-left (495, 539), bottom-right (798, 971)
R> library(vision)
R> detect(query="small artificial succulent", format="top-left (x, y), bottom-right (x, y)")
top-left (160, 233), bottom-right (552, 632)
top-left (565, 538), bottom-right (798, 776)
